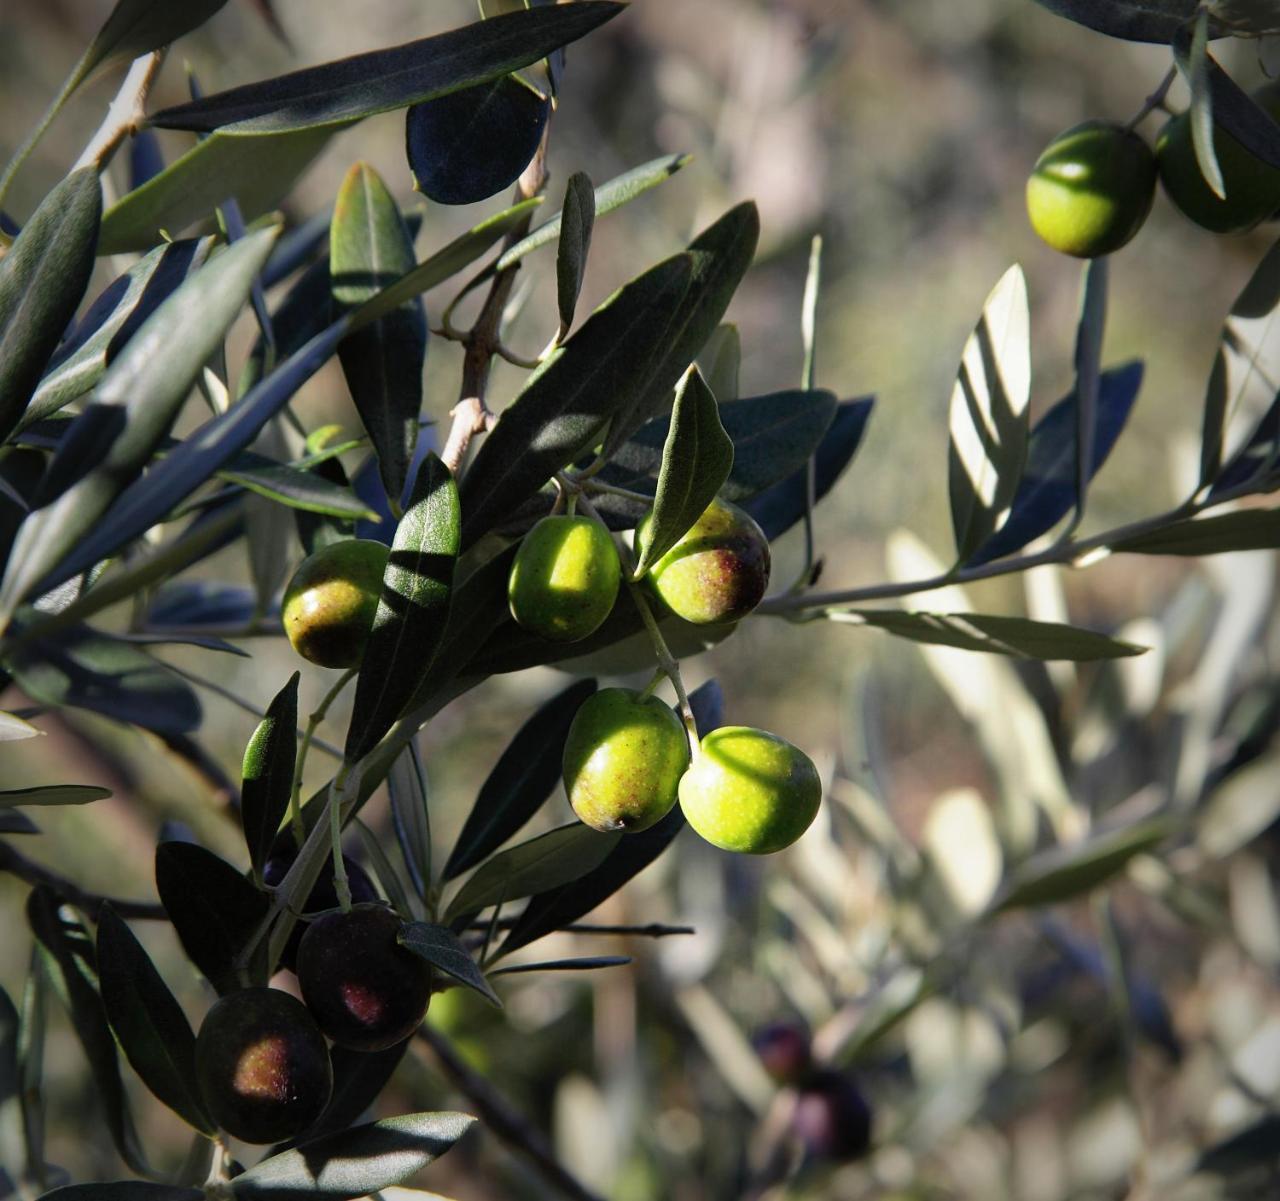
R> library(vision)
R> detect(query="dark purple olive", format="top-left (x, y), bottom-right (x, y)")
top-left (790, 1071), bottom-right (873, 1162)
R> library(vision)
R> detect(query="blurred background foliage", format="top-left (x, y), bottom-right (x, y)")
top-left (2, 1), bottom-right (1279, 1198)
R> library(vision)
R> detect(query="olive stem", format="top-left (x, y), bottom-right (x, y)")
top-left (329, 762), bottom-right (354, 913)
top-left (581, 478), bottom-right (654, 504)
top-left (640, 668), bottom-right (664, 699)
top-left (287, 668), bottom-right (357, 846)
top-left (1125, 66), bottom-right (1178, 132)
top-left (574, 490), bottom-right (700, 748)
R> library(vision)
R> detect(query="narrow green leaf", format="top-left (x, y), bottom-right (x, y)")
top-left (497, 154), bottom-right (690, 272)
top-left (99, 128), bottom-right (331, 255)
top-left (632, 365), bottom-right (733, 578)
top-left (1176, 7), bottom-right (1225, 199)
top-left (351, 819), bottom-right (416, 917)
top-left (1030, 0), bottom-right (1216, 44)
top-left (241, 673), bottom-right (300, 880)
top-left (351, 199), bottom-right (542, 330)
top-left (0, 227), bottom-right (279, 617)
top-left (0, 984), bottom-right (19, 1178)
top-left (556, 172), bottom-right (595, 340)
top-left (830, 609), bottom-right (1147, 661)
top-left (949, 264), bottom-right (1032, 564)
top-left (1108, 507), bottom-right (1280, 555)
top-left (0, 168), bottom-right (101, 438)
top-left (5, 626), bottom-right (201, 735)
top-left (0, 785), bottom-right (110, 808)
top-left (460, 255), bottom-right (693, 547)
top-left (345, 454), bottom-right (460, 761)
top-left (444, 678), bottom-right (597, 880)
top-left (406, 75), bottom-right (550, 206)
top-left (696, 324), bottom-right (740, 404)
top-left (39, 1187), bottom-right (202, 1201)
top-left (601, 202), bottom-right (761, 458)
top-left (149, 4), bottom-right (623, 134)
top-left (331, 163), bottom-right (425, 505)
top-left (32, 315), bottom-right (350, 596)
top-left (154, 842), bottom-right (270, 994)
top-left (444, 823), bottom-right (621, 925)
top-left (96, 906), bottom-right (213, 1134)
top-left (15, 956), bottom-right (48, 1185)
top-left (0, 711), bottom-right (41, 741)
top-left (488, 955), bottom-right (630, 976)
top-left (1071, 256), bottom-right (1108, 528)
top-left (227, 1112), bottom-right (476, 1198)
top-left (81, 0), bottom-right (229, 83)
top-left (25, 239), bottom-right (207, 429)
top-left (26, 888), bottom-right (149, 1174)
top-left (0, 811), bottom-right (38, 835)
top-left (398, 922), bottom-right (501, 1007)
top-left (993, 819), bottom-right (1171, 910)
top-left (388, 742), bottom-right (431, 903)
top-left (219, 454), bottom-right (378, 520)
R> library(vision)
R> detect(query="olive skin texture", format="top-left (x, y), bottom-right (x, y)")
top-left (562, 688), bottom-right (691, 833)
top-left (636, 498), bottom-right (771, 625)
top-left (752, 1020), bottom-right (813, 1086)
top-left (282, 539), bottom-right (388, 668)
top-left (194, 988), bottom-right (332, 1144)
top-left (790, 1071), bottom-right (873, 1162)
top-left (262, 852), bottom-right (379, 972)
top-left (1157, 88), bottom-right (1280, 234)
top-left (508, 515), bottom-right (621, 642)
top-left (1025, 121), bottom-right (1156, 257)
top-left (296, 904), bottom-right (432, 1052)
top-left (679, 726), bottom-right (821, 854)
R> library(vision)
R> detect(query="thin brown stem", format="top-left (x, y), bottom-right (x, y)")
top-left (440, 131), bottom-right (551, 476)
top-left (416, 1025), bottom-right (607, 1201)
top-left (0, 842), bottom-right (166, 920)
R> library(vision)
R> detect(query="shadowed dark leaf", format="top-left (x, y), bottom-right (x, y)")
top-left (241, 673), bottom-right (300, 880)
top-left (399, 922), bottom-right (501, 1006)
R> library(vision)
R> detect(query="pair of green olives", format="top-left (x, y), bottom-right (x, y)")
top-left (194, 904), bottom-right (431, 1144)
top-left (508, 496), bottom-right (772, 642)
top-left (562, 687), bottom-right (821, 855)
top-left (1026, 84), bottom-right (1280, 259)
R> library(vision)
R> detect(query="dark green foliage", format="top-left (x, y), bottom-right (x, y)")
top-left (240, 673), bottom-right (300, 879)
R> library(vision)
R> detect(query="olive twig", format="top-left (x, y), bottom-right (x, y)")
top-left (287, 667), bottom-right (357, 846)
top-left (1125, 66), bottom-right (1178, 132)
top-left (581, 478), bottom-right (654, 505)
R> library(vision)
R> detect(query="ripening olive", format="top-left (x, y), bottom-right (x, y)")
top-left (296, 903), bottom-right (432, 1052)
top-left (1025, 121), bottom-right (1157, 257)
top-left (508, 515), bottom-right (621, 642)
top-left (562, 688), bottom-right (691, 833)
top-left (262, 850), bottom-right (379, 972)
top-left (752, 1020), bottom-right (813, 1086)
top-left (1157, 86), bottom-right (1280, 234)
top-left (281, 539), bottom-right (388, 668)
top-left (790, 1071), bottom-right (873, 1162)
top-left (636, 498), bottom-right (771, 625)
top-left (194, 988), bottom-right (332, 1144)
top-left (678, 726), bottom-right (821, 854)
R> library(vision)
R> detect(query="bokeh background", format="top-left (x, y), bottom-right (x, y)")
top-left (1, 1), bottom-right (1279, 1198)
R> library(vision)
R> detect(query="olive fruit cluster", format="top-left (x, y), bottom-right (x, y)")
top-left (193, 901), bottom-right (431, 1144)
top-left (1027, 84), bottom-right (1280, 258)
top-left (750, 1021), bottom-right (874, 1164)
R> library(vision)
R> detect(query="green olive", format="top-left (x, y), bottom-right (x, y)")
top-left (194, 988), bottom-right (332, 1144)
top-left (508, 515), bottom-right (621, 642)
top-left (296, 903), bottom-right (432, 1052)
top-left (1157, 88), bottom-right (1280, 234)
top-left (678, 726), bottom-right (821, 854)
top-left (636, 498), bottom-right (771, 625)
top-left (562, 688), bottom-right (691, 832)
top-left (281, 539), bottom-right (388, 669)
top-left (1025, 121), bottom-right (1157, 257)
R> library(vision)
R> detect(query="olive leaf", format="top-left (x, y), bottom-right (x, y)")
top-left (406, 74), bottom-right (550, 206)
top-left (95, 906), bottom-right (213, 1134)
top-left (26, 888), bottom-right (149, 1175)
top-left (345, 454), bottom-right (460, 762)
top-left (556, 171), bottom-right (595, 340)
top-left (0, 168), bottom-right (101, 439)
top-left (331, 163), bottom-right (426, 506)
top-left (240, 673), bottom-right (300, 881)
top-left (1030, 0), bottom-right (1215, 43)
top-left (948, 264), bottom-right (1031, 565)
top-left (398, 922), bottom-right (501, 1007)
top-left (632, 365), bottom-right (733, 578)
top-left (444, 678), bottom-right (597, 880)
top-left (1108, 507), bottom-right (1280, 555)
top-left (0, 226), bottom-right (280, 618)
top-left (444, 823), bottom-right (621, 925)
top-left (388, 742), bottom-right (432, 903)
top-left (0, 786), bottom-right (110, 808)
top-left (1176, 8), bottom-right (1224, 198)
top-left (149, 4), bottom-right (622, 134)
